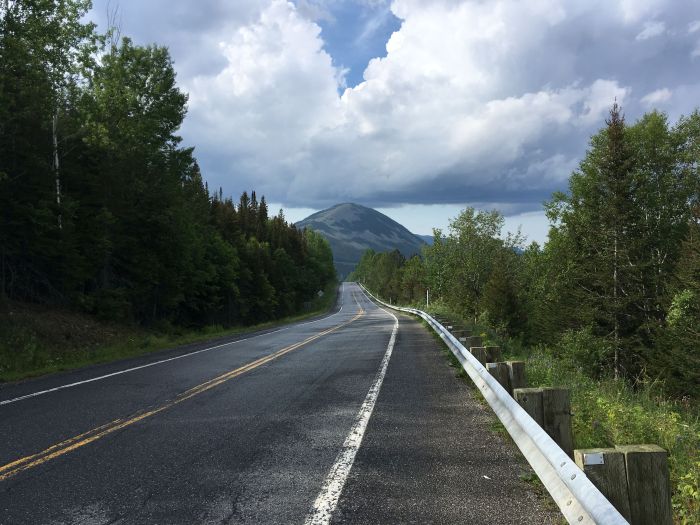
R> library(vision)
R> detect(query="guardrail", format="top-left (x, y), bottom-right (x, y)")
top-left (360, 285), bottom-right (629, 525)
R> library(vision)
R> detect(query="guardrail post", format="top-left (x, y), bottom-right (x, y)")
top-left (485, 346), bottom-right (502, 363)
top-left (486, 362), bottom-right (510, 393)
top-left (470, 347), bottom-right (489, 366)
top-left (514, 387), bottom-right (573, 457)
top-left (506, 361), bottom-right (526, 392)
top-left (616, 444), bottom-right (673, 525)
top-left (466, 335), bottom-right (483, 348)
top-left (574, 448), bottom-right (632, 522)
top-left (542, 388), bottom-right (574, 458)
top-left (513, 388), bottom-right (544, 426)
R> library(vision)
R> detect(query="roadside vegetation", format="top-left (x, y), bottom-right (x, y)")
top-left (351, 105), bottom-right (700, 523)
top-left (0, 281), bottom-right (338, 383)
top-left (0, 0), bottom-right (337, 379)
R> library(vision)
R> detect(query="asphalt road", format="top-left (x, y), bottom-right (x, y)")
top-left (0, 283), bottom-right (559, 524)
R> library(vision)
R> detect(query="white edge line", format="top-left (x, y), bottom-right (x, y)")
top-left (0, 283), bottom-right (350, 406)
top-left (304, 290), bottom-right (398, 525)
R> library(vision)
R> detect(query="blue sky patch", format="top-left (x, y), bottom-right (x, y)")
top-left (309, 1), bottom-right (401, 88)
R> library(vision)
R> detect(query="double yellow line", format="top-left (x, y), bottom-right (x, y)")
top-left (0, 308), bottom-right (364, 482)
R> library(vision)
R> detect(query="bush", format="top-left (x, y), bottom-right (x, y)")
top-left (555, 327), bottom-right (613, 378)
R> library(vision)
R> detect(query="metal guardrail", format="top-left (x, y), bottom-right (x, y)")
top-left (359, 285), bottom-right (629, 525)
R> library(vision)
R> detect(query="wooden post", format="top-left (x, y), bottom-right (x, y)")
top-left (574, 448), bottom-right (632, 522)
top-left (541, 388), bottom-right (574, 458)
top-left (486, 362), bottom-right (511, 393)
top-left (506, 361), bottom-right (526, 392)
top-left (513, 388), bottom-right (543, 426)
top-left (470, 347), bottom-right (489, 366)
top-left (485, 346), bottom-right (502, 363)
top-left (466, 335), bottom-right (483, 349)
top-left (514, 387), bottom-right (573, 457)
top-left (616, 444), bottom-right (673, 525)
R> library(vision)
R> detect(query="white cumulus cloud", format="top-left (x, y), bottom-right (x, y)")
top-left (112, 0), bottom-right (700, 211)
top-left (641, 88), bottom-right (672, 106)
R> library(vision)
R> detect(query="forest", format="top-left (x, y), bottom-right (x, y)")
top-left (0, 1), bottom-right (336, 329)
top-left (351, 103), bottom-right (699, 400)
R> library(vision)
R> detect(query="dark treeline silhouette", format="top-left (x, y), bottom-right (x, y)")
top-left (352, 104), bottom-right (700, 399)
top-left (0, 1), bottom-right (335, 327)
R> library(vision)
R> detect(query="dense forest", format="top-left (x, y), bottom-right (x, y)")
top-left (351, 104), bottom-right (700, 399)
top-left (0, 1), bottom-right (336, 328)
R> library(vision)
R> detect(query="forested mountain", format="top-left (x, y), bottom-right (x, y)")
top-left (352, 104), bottom-right (700, 399)
top-left (296, 203), bottom-right (425, 277)
top-left (0, 1), bottom-right (335, 327)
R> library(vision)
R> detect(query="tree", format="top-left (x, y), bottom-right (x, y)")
top-left (545, 104), bottom-right (697, 381)
top-left (547, 103), bottom-right (641, 378)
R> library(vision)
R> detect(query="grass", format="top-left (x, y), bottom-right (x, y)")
top-left (0, 282), bottom-right (339, 383)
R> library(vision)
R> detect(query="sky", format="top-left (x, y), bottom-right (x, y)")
top-left (87, 0), bottom-right (700, 244)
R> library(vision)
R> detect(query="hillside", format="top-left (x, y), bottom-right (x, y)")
top-left (296, 203), bottom-right (426, 277)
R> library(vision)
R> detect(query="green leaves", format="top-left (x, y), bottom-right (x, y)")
top-left (0, 2), bottom-right (335, 329)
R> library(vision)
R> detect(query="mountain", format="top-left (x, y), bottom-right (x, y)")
top-left (296, 203), bottom-right (426, 278)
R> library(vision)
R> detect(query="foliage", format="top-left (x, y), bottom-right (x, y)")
top-left (0, 2), bottom-right (336, 333)
top-left (352, 105), bottom-right (699, 399)
top-left (0, 281), bottom-right (339, 381)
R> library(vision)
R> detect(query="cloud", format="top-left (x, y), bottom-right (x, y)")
top-left (89, 0), bottom-right (700, 212)
top-left (636, 20), bottom-right (666, 40)
top-left (641, 88), bottom-right (672, 106)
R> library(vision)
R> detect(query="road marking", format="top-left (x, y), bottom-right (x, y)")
top-left (0, 285), bottom-right (350, 407)
top-left (304, 299), bottom-right (399, 525)
top-left (0, 307), bottom-right (364, 482)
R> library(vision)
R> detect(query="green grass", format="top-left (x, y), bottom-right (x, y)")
top-left (0, 282), bottom-right (339, 383)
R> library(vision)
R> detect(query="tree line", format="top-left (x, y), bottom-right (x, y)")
top-left (0, 0), bottom-right (336, 327)
top-left (351, 104), bottom-right (699, 398)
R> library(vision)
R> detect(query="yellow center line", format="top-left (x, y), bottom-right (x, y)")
top-left (0, 307), bottom-right (364, 482)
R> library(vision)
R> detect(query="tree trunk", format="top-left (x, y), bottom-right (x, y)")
top-left (0, 247), bottom-right (5, 300)
top-left (613, 235), bottom-right (619, 379)
top-left (53, 112), bottom-right (62, 230)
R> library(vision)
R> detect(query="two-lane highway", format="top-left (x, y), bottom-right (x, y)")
top-left (0, 283), bottom-right (559, 524)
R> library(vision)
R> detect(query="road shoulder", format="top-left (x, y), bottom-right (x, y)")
top-left (331, 312), bottom-right (562, 524)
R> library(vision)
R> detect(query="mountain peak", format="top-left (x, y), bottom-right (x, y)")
top-left (296, 203), bottom-right (425, 278)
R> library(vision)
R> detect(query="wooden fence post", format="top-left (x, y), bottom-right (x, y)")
top-left (470, 347), bottom-right (488, 366)
top-left (485, 346), bottom-right (502, 363)
top-left (514, 388), bottom-right (544, 426)
top-left (466, 336), bottom-right (483, 349)
top-left (486, 362), bottom-right (510, 393)
top-left (541, 388), bottom-right (574, 458)
top-left (574, 448), bottom-right (632, 522)
top-left (506, 361), bottom-right (526, 392)
top-left (514, 387), bottom-right (573, 456)
top-left (616, 444), bottom-right (673, 525)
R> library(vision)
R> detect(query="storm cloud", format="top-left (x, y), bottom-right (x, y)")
top-left (89, 0), bottom-right (700, 214)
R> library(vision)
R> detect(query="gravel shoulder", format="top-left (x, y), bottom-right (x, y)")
top-left (332, 310), bottom-right (563, 524)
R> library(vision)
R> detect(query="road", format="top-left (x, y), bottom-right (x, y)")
top-left (0, 283), bottom-right (559, 524)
